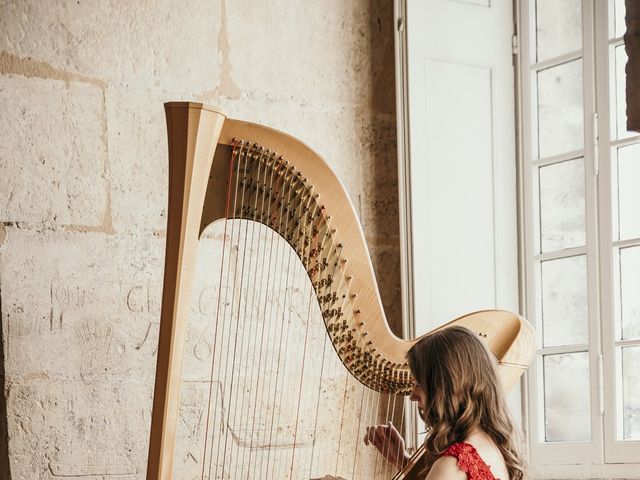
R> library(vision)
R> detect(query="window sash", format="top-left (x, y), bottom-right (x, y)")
top-left (595, 0), bottom-right (640, 463)
top-left (520, 0), bottom-right (640, 469)
top-left (520, 0), bottom-right (603, 466)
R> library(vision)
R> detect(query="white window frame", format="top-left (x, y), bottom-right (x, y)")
top-left (518, 0), bottom-right (640, 475)
top-left (596, 0), bottom-right (640, 465)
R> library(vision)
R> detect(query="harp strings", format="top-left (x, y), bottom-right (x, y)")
top-left (231, 145), bottom-right (269, 479)
top-left (199, 138), bottom-right (240, 480)
top-left (244, 148), bottom-right (278, 475)
top-left (212, 140), bottom-right (245, 479)
top-left (195, 140), bottom-right (406, 479)
top-left (251, 149), bottom-right (280, 477)
top-left (286, 189), bottom-right (324, 473)
top-left (262, 154), bottom-right (299, 476)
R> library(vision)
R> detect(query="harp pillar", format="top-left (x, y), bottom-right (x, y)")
top-left (147, 104), bottom-right (226, 480)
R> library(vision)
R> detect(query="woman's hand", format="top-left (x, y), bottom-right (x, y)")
top-left (363, 422), bottom-right (410, 468)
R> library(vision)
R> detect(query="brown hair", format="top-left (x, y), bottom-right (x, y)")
top-left (407, 326), bottom-right (525, 480)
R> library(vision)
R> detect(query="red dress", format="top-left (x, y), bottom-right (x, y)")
top-left (440, 442), bottom-right (498, 480)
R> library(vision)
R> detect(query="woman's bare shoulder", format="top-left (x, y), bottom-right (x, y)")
top-left (425, 455), bottom-right (467, 480)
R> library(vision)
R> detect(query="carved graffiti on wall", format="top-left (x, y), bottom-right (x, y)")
top-left (74, 319), bottom-right (127, 384)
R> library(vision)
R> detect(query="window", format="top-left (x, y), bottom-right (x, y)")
top-left (519, 0), bottom-right (640, 474)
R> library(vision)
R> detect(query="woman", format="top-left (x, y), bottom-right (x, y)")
top-left (363, 325), bottom-right (526, 480)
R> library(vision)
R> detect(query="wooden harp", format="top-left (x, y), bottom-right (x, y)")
top-left (146, 102), bottom-right (535, 479)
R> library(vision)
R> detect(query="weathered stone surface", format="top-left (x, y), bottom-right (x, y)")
top-left (0, 0), bottom-right (399, 477)
top-left (1, 230), bottom-right (164, 384)
top-left (224, 2), bottom-right (375, 106)
top-left (0, 75), bottom-right (108, 229)
top-left (1, 229), bottom-right (166, 476)
top-left (8, 380), bottom-right (151, 479)
top-left (356, 112), bottom-right (399, 240)
top-left (0, 0), bottom-right (220, 94)
top-left (105, 88), bottom-right (170, 233)
top-left (367, 242), bottom-right (402, 337)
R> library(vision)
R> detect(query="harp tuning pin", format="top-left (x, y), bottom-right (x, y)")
top-left (355, 309), bottom-right (361, 314)
top-left (351, 294), bottom-right (357, 298)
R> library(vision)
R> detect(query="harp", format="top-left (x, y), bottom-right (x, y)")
top-left (146, 102), bottom-right (535, 479)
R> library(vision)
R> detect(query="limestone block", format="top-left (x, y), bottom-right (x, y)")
top-left (1, 228), bottom-right (164, 476)
top-left (0, 75), bottom-right (108, 228)
top-left (1, 229), bottom-right (165, 384)
top-left (0, 0), bottom-right (220, 94)
top-left (8, 379), bottom-right (150, 478)
top-left (367, 242), bottom-right (402, 337)
top-left (224, 1), bottom-right (375, 105)
top-left (357, 113), bottom-right (399, 239)
top-left (106, 88), bottom-right (169, 233)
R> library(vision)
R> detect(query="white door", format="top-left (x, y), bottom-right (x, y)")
top-left (403, 0), bottom-right (518, 333)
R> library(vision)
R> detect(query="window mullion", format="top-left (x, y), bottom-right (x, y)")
top-left (582, 0), bottom-right (605, 464)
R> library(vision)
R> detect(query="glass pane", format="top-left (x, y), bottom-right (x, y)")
top-left (613, 45), bottom-right (635, 140)
top-left (612, 0), bottom-right (626, 39)
top-left (535, 0), bottom-right (582, 62)
top-left (618, 246), bottom-right (640, 340)
top-left (622, 346), bottom-right (640, 440)
top-left (540, 256), bottom-right (588, 347)
top-left (536, 60), bottom-right (584, 158)
top-left (543, 352), bottom-right (591, 442)
top-left (614, 143), bottom-right (640, 241)
top-left (538, 159), bottom-right (586, 252)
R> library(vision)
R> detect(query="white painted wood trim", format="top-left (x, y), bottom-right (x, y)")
top-left (393, 0), bottom-right (419, 453)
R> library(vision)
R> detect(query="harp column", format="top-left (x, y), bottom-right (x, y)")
top-left (147, 103), bottom-right (226, 480)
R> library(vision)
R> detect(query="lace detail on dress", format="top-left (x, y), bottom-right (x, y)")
top-left (440, 442), bottom-right (498, 480)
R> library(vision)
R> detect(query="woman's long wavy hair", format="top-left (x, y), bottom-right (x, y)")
top-left (407, 326), bottom-right (526, 480)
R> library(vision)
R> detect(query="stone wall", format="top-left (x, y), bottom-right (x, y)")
top-left (0, 1), bottom-right (399, 478)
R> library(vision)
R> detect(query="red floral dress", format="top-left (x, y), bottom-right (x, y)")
top-left (440, 442), bottom-right (498, 480)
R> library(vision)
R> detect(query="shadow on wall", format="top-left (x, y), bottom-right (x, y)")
top-left (0, 293), bottom-right (11, 478)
